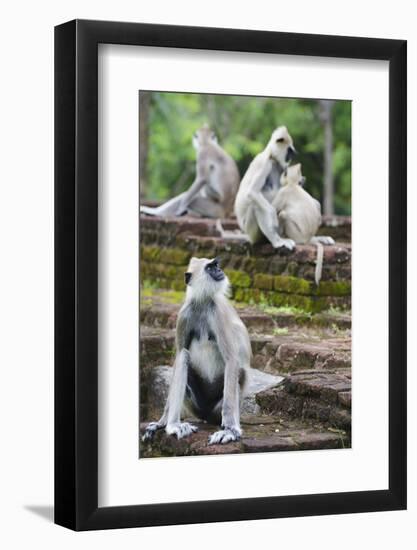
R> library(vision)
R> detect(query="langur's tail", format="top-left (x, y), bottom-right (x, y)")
top-left (314, 241), bottom-right (324, 286)
top-left (140, 205), bottom-right (159, 216)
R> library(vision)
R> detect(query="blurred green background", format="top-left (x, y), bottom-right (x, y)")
top-left (139, 92), bottom-right (351, 215)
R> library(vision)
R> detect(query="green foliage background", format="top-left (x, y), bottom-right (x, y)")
top-left (142, 92), bottom-right (351, 215)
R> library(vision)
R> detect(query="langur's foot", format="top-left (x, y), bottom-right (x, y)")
top-left (166, 422), bottom-right (198, 439)
top-left (142, 421), bottom-right (164, 442)
top-left (276, 238), bottom-right (295, 251)
top-left (315, 235), bottom-right (335, 246)
top-left (208, 427), bottom-right (241, 445)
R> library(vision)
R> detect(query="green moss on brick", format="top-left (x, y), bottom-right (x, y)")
top-left (286, 261), bottom-right (299, 276)
top-left (315, 280), bottom-right (351, 297)
top-left (269, 291), bottom-right (333, 313)
top-left (232, 287), bottom-right (266, 304)
top-left (273, 275), bottom-right (312, 295)
top-left (226, 269), bottom-right (252, 288)
top-left (159, 248), bottom-right (191, 265)
top-left (155, 263), bottom-right (181, 279)
top-left (171, 280), bottom-right (186, 291)
top-left (244, 258), bottom-right (257, 271)
top-left (253, 273), bottom-right (274, 291)
top-left (142, 263), bottom-right (185, 282)
top-left (141, 245), bottom-right (161, 262)
top-left (230, 284), bottom-right (349, 313)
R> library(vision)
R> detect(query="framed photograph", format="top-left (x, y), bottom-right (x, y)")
top-left (55, 19), bottom-right (407, 530)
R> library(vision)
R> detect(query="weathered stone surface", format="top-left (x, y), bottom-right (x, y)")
top-left (141, 296), bottom-right (351, 332)
top-left (255, 370), bottom-right (352, 431)
top-left (139, 320), bottom-right (351, 375)
top-left (285, 371), bottom-right (351, 401)
top-left (338, 391), bottom-right (352, 408)
top-left (139, 421), bottom-right (350, 458)
top-left (242, 436), bottom-right (298, 452)
top-left (329, 408), bottom-right (351, 430)
top-left (140, 211), bottom-right (351, 242)
top-left (139, 326), bottom-right (175, 368)
top-left (292, 431), bottom-right (347, 450)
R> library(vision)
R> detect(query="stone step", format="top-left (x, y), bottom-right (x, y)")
top-left (139, 326), bottom-right (351, 374)
top-left (256, 370), bottom-right (351, 430)
top-left (140, 213), bottom-right (351, 244)
top-left (140, 295), bottom-right (351, 331)
top-left (140, 214), bottom-right (351, 312)
top-left (251, 335), bottom-right (351, 373)
top-left (139, 418), bottom-right (350, 458)
top-left (140, 326), bottom-right (175, 368)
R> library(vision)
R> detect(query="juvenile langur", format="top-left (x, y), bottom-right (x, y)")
top-left (274, 163), bottom-right (335, 284)
top-left (142, 257), bottom-right (251, 445)
top-left (234, 126), bottom-right (297, 250)
top-left (140, 125), bottom-right (240, 219)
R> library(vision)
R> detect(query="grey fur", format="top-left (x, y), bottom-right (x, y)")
top-left (234, 126), bottom-right (297, 250)
top-left (140, 126), bottom-right (240, 219)
top-left (142, 257), bottom-right (251, 445)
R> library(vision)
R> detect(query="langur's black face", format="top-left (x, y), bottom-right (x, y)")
top-left (204, 258), bottom-right (225, 282)
top-left (285, 145), bottom-right (297, 163)
top-left (270, 127), bottom-right (296, 167)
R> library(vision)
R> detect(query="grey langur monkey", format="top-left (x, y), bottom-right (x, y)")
top-left (140, 125), bottom-right (240, 219)
top-left (274, 163), bottom-right (335, 284)
top-left (234, 126), bottom-right (297, 250)
top-left (142, 257), bottom-right (251, 445)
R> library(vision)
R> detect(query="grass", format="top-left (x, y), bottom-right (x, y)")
top-left (140, 283), bottom-right (185, 305)
top-left (260, 304), bottom-right (312, 317)
top-left (327, 305), bottom-right (346, 316)
top-left (273, 327), bottom-right (289, 336)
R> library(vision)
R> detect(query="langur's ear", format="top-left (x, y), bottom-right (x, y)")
top-left (184, 272), bottom-right (192, 285)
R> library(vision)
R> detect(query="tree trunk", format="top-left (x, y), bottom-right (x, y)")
top-left (318, 100), bottom-right (335, 216)
top-left (139, 91), bottom-right (151, 199)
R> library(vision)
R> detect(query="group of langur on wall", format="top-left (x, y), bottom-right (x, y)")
top-left (142, 125), bottom-right (335, 446)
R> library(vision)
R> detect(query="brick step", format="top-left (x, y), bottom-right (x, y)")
top-left (140, 215), bottom-right (351, 313)
top-left (140, 326), bottom-right (175, 368)
top-left (140, 213), bottom-right (351, 244)
top-left (256, 370), bottom-right (351, 430)
top-left (140, 326), bottom-right (351, 374)
top-left (139, 417), bottom-right (349, 458)
top-left (141, 295), bottom-right (351, 332)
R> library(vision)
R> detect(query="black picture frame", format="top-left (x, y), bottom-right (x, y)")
top-left (55, 19), bottom-right (407, 531)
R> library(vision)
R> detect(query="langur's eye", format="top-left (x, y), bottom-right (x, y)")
top-left (276, 137), bottom-right (285, 143)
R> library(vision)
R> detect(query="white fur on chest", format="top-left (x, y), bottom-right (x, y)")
top-left (189, 335), bottom-right (225, 383)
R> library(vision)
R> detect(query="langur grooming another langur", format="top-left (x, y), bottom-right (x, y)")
top-left (234, 126), bottom-right (297, 250)
top-left (274, 163), bottom-right (335, 284)
top-left (140, 125), bottom-right (240, 219)
top-left (142, 257), bottom-right (251, 445)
